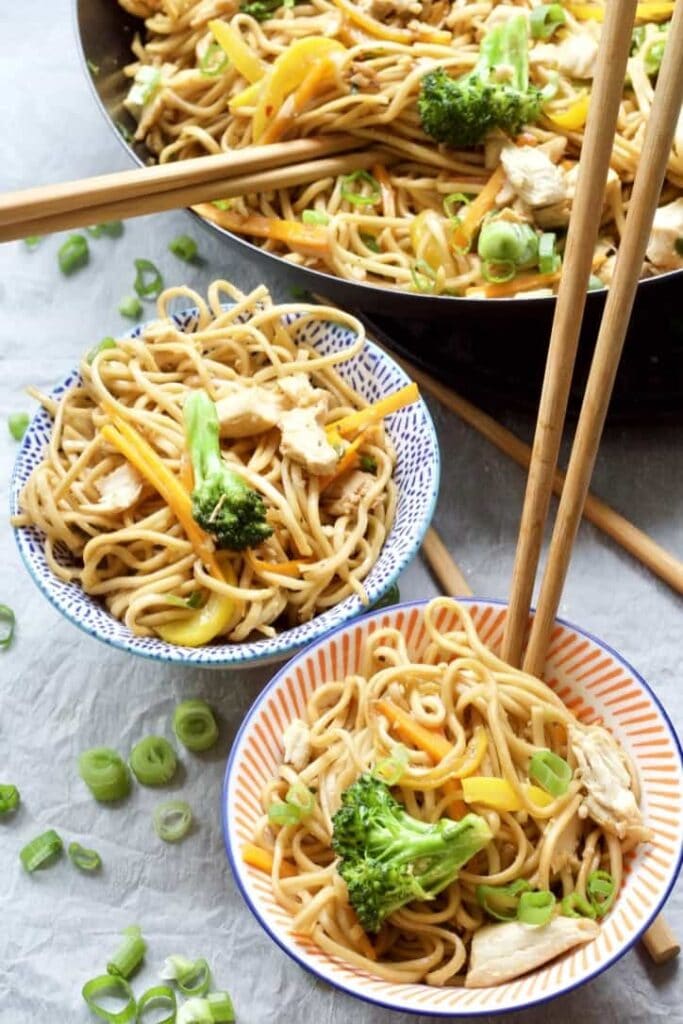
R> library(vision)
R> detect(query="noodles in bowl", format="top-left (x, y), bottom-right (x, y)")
top-left (10, 280), bottom-right (439, 665)
top-left (224, 598), bottom-right (683, 1012)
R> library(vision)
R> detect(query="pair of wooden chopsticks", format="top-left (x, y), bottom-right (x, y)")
top-left (0, 135), bottom-right (376, 242)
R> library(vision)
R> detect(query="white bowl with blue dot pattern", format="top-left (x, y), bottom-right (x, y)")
top-left (10, 308), bottom-right (440, 668)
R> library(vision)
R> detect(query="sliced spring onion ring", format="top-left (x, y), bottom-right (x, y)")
top-left (8, 412), bottom-right (29, 441)
top-left (119, 295), bottom-right (143, 319)
top-left (178, 959), bottom-right (211, 997)
top-left (373, 744), bottom-right (409, 786)
top-left (82, 975), bottom-right (136, 1023)
top-left (267, 801), bottom-right (301, 826)
top-left (129, 736), bottom-right (178, 787)
top-left (58, 234), bottom-right (90, 275)
top-left (340, 170), bottom-right (381, 207)
top-left (107, 925), bottom-right (147, 979)
top-left (538, 232), bottom-right (560, 274)
top-left (20, 829), bottom-right (63, 872)
top-left (88, 222), bottom-right (124, 239)
top-left (359, 453), bottom-right (378, 474)
top-left (411, 258), bottom-right (437, 293)
top-left (286, 782), bottom-right (315, 817)
top-left (68, 841), bottom-right (102, 872)
top-left (369, 581), bottom-right (400, 612)
top-left (178, 992), bottom-right (235, 1023)
top-left (443, 191), bottom-right (471, 221)
top-left (529, 748), bottom-right (572, 797)
top-left (0, 784), bottom-right (20, 814)
top-left (587, 869), bottom-right (616, 916)
top-left (476, 879), bottom-right (531, 921)
top-left (79, 747), bottom-right (131, 802)
top-left (302, 209), bottom-right (329, 225)
top-left (359, 232), bottom-right (380, 252)
top-left (137, 984), bottom-right (177, 1024)
top-left (133, 258), bottom-right (164, 299)
top-left (154, 799), bottom-right (193, 842)
top-left (481, 260), bottom-right (516, 284)
top-left (530, 3), bottom-right (566, 38)
top-left (24, 235), bottom-right (42, 248)
top-left (169, 235), bottom-right (199, 262)
top-left (561, 891), bottom-right (597, 918)
top-left (173, 700), bottom-right (219, 752)
top-left (200, 41), bottom-right (229, 76)
top-left (87, 338), bottom-right (117, 364)
top-left (517, 889), bottom-right (556, 925)
top-left (0, 605), bottom-right (15, 649)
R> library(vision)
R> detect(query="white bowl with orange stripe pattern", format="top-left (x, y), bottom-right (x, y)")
top-left (222, 598), bottom-right (683, 1015)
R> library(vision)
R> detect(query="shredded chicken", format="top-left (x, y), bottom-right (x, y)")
top-left (531, 26), bottom-right (600, 80)
top-left (570, 725), bottom-right (650, 842)
top-left (79, 463), bottom-right (143, 515)
top-left (500, 145), bottom-right (567, 208)
top-left (278, 405), bottom-right (339, 475)
top-left (215, 383), bottom-right (283, 438)
top-left (322, 470), bottom-right (379, 517)
top-left (465, 918), bottom-right (599, 988)
top-left (282, 719), bottom-right (311, 771)
top-left (277, 373), bottom-right (329, 410)
top-left (646, 198), bottom-right (683, 271)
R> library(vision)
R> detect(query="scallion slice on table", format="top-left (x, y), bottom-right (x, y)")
top-left (24, 235), bottom-right (42, 248)
top-left (154, 800), bottom-right (193, 842)
top-left (68, 841), bottom-right (102, 872)
top-left (107, 926), bottom-right (147, 979)
top-left (20, 829), bottom-right (63, 872)
top-left (162, 955), bottom-right (212, 997)
top-left (137, 984), bottom-right (177, 1023)
top-left (82, 975), bottom-right (136, 1023)
top-left (134, 258), bottom-right (164, 299)
top-left (8, 412), bottom-right (29, 441)
top-left (58, 234), bottom-right (90, 275)
top-left (129, 736), bottom-right (178, 786)
top-left (79, 747), bottom-right (131, 802)
top-left (517, 889), bottom-right (556, 925)
top-left (0, 604), bottom-right (15, 649)
top-left (169, 235), bottom-right (199, 262)
top-left (87, 338), bottom-right (117, 364)
top-left (119, 295), bottom-right (143, 319)
top-left (529, 749), bottom-right (572, 797)
top-left (0, 784), bottom-right (20, 814)
top-left (173, 700), bottom-right (219, 752)
top-left (88, 222), bottom-right (124, 239)
top-left (178, 992), bottom-right (235, 1023)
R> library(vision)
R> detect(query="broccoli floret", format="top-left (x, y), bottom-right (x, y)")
top-left (418, 15), bottom-right (542, 149)
top-left (331, 774), bottom-right (492, 932)
top-left (184, 389), bottom-right (272, 551)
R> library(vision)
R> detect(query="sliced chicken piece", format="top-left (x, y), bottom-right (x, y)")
top-left (323, 470), bottom-right (379, 517)
top-left (214, 383), bottom-right (283, 439)
top-left (500, 145), bottom-right (567, 208)
top-left (569, 725), bottom-right (650, 841)
top-left (465, 917), bottom-right (599, 988)
top-left (278, 404), bottom-right (339, 475)
top-left (283, 718), bottom-right (311, 770)
top-left (79, 463), bottom-right (143, 515)
top-left (557, 30), bottom-right (599, 79)
top-left (646, 198), bottom-right (683, 271)
top-left (277, 373), bottom-right (330, 410)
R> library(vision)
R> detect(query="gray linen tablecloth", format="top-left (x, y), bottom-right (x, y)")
top-left (1, 3), bottom-right (681, 1020)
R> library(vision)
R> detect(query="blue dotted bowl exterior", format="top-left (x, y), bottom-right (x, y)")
top-left (10, 308), bottom-right (441, 668)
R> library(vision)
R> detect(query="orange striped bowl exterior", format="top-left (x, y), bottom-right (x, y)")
top-left (223, 599), bottom-right (683, 1016)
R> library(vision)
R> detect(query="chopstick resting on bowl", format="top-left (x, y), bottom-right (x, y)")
top-left (0, 135), bottom-right (382, 242)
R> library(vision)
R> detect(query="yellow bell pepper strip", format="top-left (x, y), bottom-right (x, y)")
top-left (451, 727), bottom-right (489, 779)
top-left (259, 55), bottom-right (343, 145)
top-left (229, 80), bottom-right (263, 112)
top-left (242, 842), bottom-right (297, 877)
top-left (209, 20), bottom-right (267, 83)
top-left (319, 428), bottom-right (373, 490)
top-left (194, 204), bottom-right (330, 256)
top-left (252, 37), bottom-right (346, 142)
top-left (462, 777), bottom-right (554, 811)
top-left (326, 382), bottom-right (420, 443)
top-left (546, 92), bottom-right (590, 131)
top-left (451, 165), bottom-right (507, 253)
top-left (157, 570), bottom-right (238, 647)
top-left (330, 0), bottom-right (450, 44)
top-left (566, 0), bottom-right (673, 20)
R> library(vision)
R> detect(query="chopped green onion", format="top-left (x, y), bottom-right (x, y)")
top-left (8, 412), bottom-right (29, 441)
top-left (481, 260), bottom-right (516, 284)
top-left (169, 234), bottom-right (199, 262)
top-left (20, 829), bottom-right (63, 872)
top-left (0, 784), bottom-right (20, 814)
top-left (119, 295), bottom-right (143, 319)
top-left (212, 199), bottom-right (232, 211)
top-left (529, 749), bottom-right (572, 798)
top-left (476, 879), bottom-right (531, 922)
top-left (82, 975), bottom-right (136, 1022)
top-left (133, 258), bottom-right (164, 299)
top-left (587, 274), bottom-right (605, 291)
top-left (517, 889), bottom-right (556, 926)
top-left (359, 453), bottom-right (377, 474)
top-left (411, 258), bottom-right (437, 292)
top-left (289, 285), bottom-right (311, 300)
top-left (166, 591), bottom-right (205, 609)
top-left (0, 605), bottom-right (16, 650)
top-left (373, 744), bottom-right (409, 786)
top-left (178, 992), bottom-right (235, 1023)
top-left (302, 209), bottom-right (329, 225)
top-left (200, 41), bottom-right (229, 77)
top-left (675, 237), bottom-right (683, 257)
top-left (24, 235), bottom-right (43, 248)
top-left (107, 925), bottom-right (147, 979)
top-left (68, 841), bottom-right (102, 872)
top-left (286, 782), bottom-right (315, 817)
top-left (88, 222), bottom-right (124, 239)
top-left (478, 218), bottom-right (538, 270)
top-left (87, 338), bottom-right (117, 364)
top-left (79, 747), bottom-right (131, 802)
top-left (162, 955), bottom-right (212, 996)
top-left (154, 799), bottom-right (193, 842)
top-left (129, 736), bottom-right (178, 787)
top-left (58, 234), bottom-right (90, 275)
top-left (87, 59), bottom-right (100, 76)
top-left (443, 192), bottom-right (471, 220)
top-left (587, 869), bottom-right (616, 917)
top-left (538, 232), bottom-right (560, 274)
top-left (173, 699), bottom-right (219, 752)
top-left (530, 3), bottom-right (566, 39)
top-left (561, 891), bottom-right (597, 919)
top-left (359, 232), bottom-right (381, 253)
top-left (369, 581), bottom-right (400, 611)
top-left (137, 984), bottom-right (177, 1024)
top-left (268, 801), bottom-right (301, 826)
top-left (116, 120), bottom-right (134, 144)
top-left (340, 170), bottom-right (381, 207)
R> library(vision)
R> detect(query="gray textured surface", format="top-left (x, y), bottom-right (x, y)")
top-left (1, 3), bottom-right (682, 1021)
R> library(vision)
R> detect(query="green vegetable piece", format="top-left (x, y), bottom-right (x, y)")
top-left (359, 453), bottom-right (378, 474)
top-left (331, 774), bottom-right (492, 931)
top-left (179, 959), bottom-right (211, 998)
top-left (0, 605), bottom-right (16, 650)
top-left (137, 984), bottom-right (177, 1024)
top-left (8, 412), bottom-right (29, 441)
top-left (82, 975), bottom-right (136, 1022)
top-left (340, 170), bottom-right (381, 207)
top-left (169, 234), bottom-right (199, 262)
top-left (478, 217), bottom-right (538, 269)
top-left (529, 748), bottom-right (572, 798)
top-left (79, 747), bottom-right (131, 802)
top-left (129, 736), bottom-right (178, 786)
top-left (184, 389), bottom-right (272, 550)
top-left (58, 234), bottom-right (90, 275)
top-left (587, 869), bottom-right (616, 917)
top-left (359, 232), bottom-right (381, 253)
top-left (268, 801), bottom-right (301, 826)
top-left (530, 4), bottom-right (566, 39)
top-left (88, 222), bottom-right (124, 239)
top-left (119, 294), bottom-right (143, 319)
top-left (239, 0), bottom-right (286, 20)
top-left (87, 59), bottom-right (100, 76)
top-left (0, 784), bottom-right (20, 814)
top-left (373, 744), bottom-right (409, 786)
top-left (517, 889), bottom-right (555, 925)
top-left (302, 209), bottom-right (330, 225)
top-left (20, 829), bottom-right (63, 872)
top-left (178, 992), bottom-right (235, 1023)
top-left (107, 925), bottom-right (147, 979)
top-left (286, 782), bottom-right (315, 817)
top-left (154, 799), bottom-right (193, 842)
top-left (200, 41), bottom-right (229, 76)
top-left (561, 890), bottom-right (597, 919)
top-left (68, 841), bottom-right (102, 872)
top-left (538, 231), bottom-right (560, 274)
top-left (476, 878), bottom-right (531, 921)
top-left (133, 258), bottom-right (164, 299)
top-left (418, 16), bottom-right (542, 148)
top-left (24, 235), bottom-right (42, 248)
top-left (411, 258), bottom-right (437, 292)
top-left (370, 581), bottom-right (400, 612)
top-left (87, 337), bottom-right (117, 364)
top-left (116, 120), bottom-right (134, 144)
top-left (173, 699), bottom-right (219, 752)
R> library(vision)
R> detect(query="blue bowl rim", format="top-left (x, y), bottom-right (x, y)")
top-left (221, 596), bottom-right (683, 1017)
top-left (9, 310), bottom-right (440, 667)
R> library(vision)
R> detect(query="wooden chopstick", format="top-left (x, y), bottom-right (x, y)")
top-left (501, 0), bottom-right (640, 667)
top-left (0, 145), bottom-right (385, 242)
top-left (524, 0), bottom-right (683, 677)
